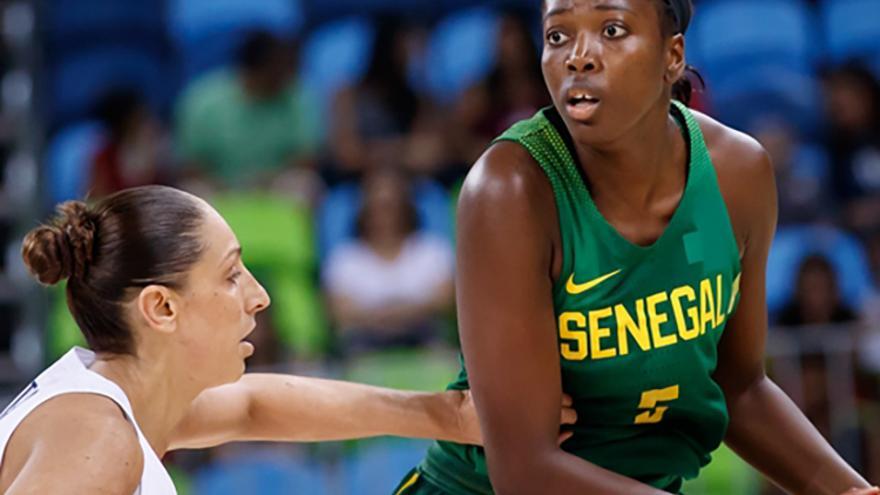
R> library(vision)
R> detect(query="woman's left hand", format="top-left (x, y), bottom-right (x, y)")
top-left (454, 390), bottom-right (577, 446)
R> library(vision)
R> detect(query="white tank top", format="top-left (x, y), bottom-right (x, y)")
top-left (0, 347), bottom-right (177, 494)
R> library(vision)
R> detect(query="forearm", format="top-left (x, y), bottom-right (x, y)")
top-left (240, 374), bottom-right (465, 443)
top-left (725, 376), bottom-right (869, 494)
top-left (489, 447), bottom-right (671, 495)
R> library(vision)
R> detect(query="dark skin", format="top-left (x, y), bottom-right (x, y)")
top-left (457, 0), bottom-right (879, 494)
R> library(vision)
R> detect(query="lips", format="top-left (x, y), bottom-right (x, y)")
top-left (564, 86), bottom-right (601, 122)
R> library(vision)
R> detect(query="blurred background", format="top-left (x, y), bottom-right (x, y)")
top-left (0, 0), bottom-right (878, 493)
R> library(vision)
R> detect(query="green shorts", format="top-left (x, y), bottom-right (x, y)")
top-left (392, 468), bottom-right (450, 495)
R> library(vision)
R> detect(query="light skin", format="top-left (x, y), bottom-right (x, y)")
top-left (0, 196), bottom-right (575, 494)
top-left (459, 0), bottom-right (878, 494)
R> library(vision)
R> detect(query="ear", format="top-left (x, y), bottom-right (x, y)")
top-left (136, 285), bottom-right (179, 334)
top-left (665, 33), bottom-right (686, 84)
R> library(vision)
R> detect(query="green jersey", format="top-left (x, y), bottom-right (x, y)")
top-left (416, 101), bottom-right (742, 494)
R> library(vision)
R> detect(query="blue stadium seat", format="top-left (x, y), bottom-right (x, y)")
top-left (44, 0), bottom-right (165, 40)
top-left (689, 0), bottom-right (815, 77)
top-left (168, 0), bottom-right (304, 80)
top-left (43, 122), bottom-right (106, 206)
top-left (821, 0), bottom-right (880, 68)
top-left (48, 46), bottom-right (169, 128)
top-left (687, 0), bottom-right (819, 131)
top-left (317, 179), bottom-right (453, 262)
top-left (766, 225), bottom-right (875, 317)
top-left (299, 17), bottom-right (375, 107)
top-left (193, 454), bottom-right (327, 494)
top-left (424, 7), bottom-right (501, 103)
top-left (343, 440), bottom-right (431, 495)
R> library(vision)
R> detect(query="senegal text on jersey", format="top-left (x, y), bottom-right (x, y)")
top-left (558, 272), bottom-right (741, 361)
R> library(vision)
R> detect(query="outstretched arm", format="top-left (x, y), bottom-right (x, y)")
top-left (711, 133), bottom-right (876, 495)
top-left (169, 373), bottom-right (577, 451)
top-left (170, 375), bottom-right (474, 450)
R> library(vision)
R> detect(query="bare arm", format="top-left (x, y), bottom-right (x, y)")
top-left (169, 374), bottom-right (476, 450)
top-left (457, 143), bottom-right (668, 495)
top-left (707, 123), bottom-right (876, 495)
top-left (3, 394), bottom-right (142, 494)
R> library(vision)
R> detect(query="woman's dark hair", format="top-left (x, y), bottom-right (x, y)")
top-left (360, 16), bottom-right (419, 131)
top-left (354, 169), bottom-right (419, 239)
top-left (21, 186), bottom-right (206, 355)
top-left (93, 87), bottom-right (145, 140)
top-left (236, 30), bottom-right (295, 72)
top-left (656, 0), bottom-right (702, 106)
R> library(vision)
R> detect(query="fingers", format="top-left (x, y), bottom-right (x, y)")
top-left (557, 430), bottom-right (573, 446)
top-left (560, 406), bottom-right (578, 425)
top-left (562, 394), bottom-right (573, 407)
top-left (841, 488), bottom-right (880, 495)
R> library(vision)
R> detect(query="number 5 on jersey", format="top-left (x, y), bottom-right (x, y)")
top-left (634, 385), bottom-right (679, 424)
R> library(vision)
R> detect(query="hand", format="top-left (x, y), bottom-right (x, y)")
top-left (454, 390), bottom-right (578, 446)
top-left (840, 488), bottom-right (880, 495)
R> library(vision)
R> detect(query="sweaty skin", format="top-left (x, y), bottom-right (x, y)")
top-left (457, 0), bottom-right (876, 493)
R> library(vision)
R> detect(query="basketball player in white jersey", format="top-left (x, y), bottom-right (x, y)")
top-left (0, 185), bottom-right (574, 494)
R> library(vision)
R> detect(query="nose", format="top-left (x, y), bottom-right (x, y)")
top-left (566, 36), bottom-right (600, 73)
top-left (245, 271), bottom-right (271, 314)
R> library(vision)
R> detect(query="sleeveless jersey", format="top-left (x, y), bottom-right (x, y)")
top-left (418, 101), bottom-right (742, 494)
top-left (0, 347), bottom-right (177, 494)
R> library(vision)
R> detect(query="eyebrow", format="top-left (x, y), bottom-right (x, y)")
top-left (544, 6), bottom-right (573, 21)
top-left (544, 2), bottom-right (633, 21)
top-left (220, 246), bottom-right (242, 267)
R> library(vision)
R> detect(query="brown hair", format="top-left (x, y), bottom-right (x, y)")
top-left (21, 186), bottom-right (206, 355)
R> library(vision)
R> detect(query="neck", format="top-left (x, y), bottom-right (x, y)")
top-left (367, 235), bottom-right (406, 260)
top-left (89, 347), bottom-right (202, 457)
top-left (572, 100), bottom-right (687, 211)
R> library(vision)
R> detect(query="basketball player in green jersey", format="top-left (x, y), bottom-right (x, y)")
top-left (394, 0), bottom-right (879, 494)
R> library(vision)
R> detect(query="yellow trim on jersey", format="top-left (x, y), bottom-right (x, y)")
top-left (395, 472), bottom-right (421, 495)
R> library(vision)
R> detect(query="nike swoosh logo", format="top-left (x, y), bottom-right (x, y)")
top-left (566, 269), bottom-right (622, 295)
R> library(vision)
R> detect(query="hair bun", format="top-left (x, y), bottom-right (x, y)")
top-left (22, 201), bottom-right (97, 285)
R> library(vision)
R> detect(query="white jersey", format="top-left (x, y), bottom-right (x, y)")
top-left (0, 347), bottom-right (176, 494)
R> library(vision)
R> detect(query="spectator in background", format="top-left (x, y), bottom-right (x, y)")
top-left (447, 11), bottom-right (549, 168)
top-left (822, 62), bottom-right (880, 235)
top-left (323, 168), bottom-right (454, 354)
top-left (750, 116), bottom-right (834, 225)
top-left (777, 254), bottom-right (859, 327)
top-left (176, 30), bottom-right (322, 200)
top-left (90, 88), bottom-right (168, 197)
top-left (329, 18), bottom-right (446, 182)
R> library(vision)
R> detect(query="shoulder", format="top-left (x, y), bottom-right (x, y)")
top-left (690, 109), bottom-right (774, 184)
top-left (9, 393), bottom-right (143, 492)
top-left (689, 109), bottom-right (777, 248)
top-left (459, 140), bottom-right (555, 216)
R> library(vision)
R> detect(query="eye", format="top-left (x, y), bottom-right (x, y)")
top-left (603, 24), bottom-right (629, 39)
top-left (547, 30), bottom-right (570, 46)
top-left (228, 270), bottom-right (242, 284)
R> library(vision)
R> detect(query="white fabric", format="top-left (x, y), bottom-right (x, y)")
top-left (324, 233), bottom-right (454, 310)
top-left (0, 347), bottom-right (176, 494)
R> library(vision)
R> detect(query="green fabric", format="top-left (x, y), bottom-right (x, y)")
top-left (393, 468), bottom-right (449, 495)
top-left (176, 70), bottom-right (321, 186)
top-left (418, 102), bottom-right (743, 493)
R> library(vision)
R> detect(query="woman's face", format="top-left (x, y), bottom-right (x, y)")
top-left (173, 204), bottom-right (271, 387)
top-left (541, 0), bottom-right (680, 145)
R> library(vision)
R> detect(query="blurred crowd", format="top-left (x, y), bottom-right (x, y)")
top-left (0, 0), bottom-right (877, 493)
